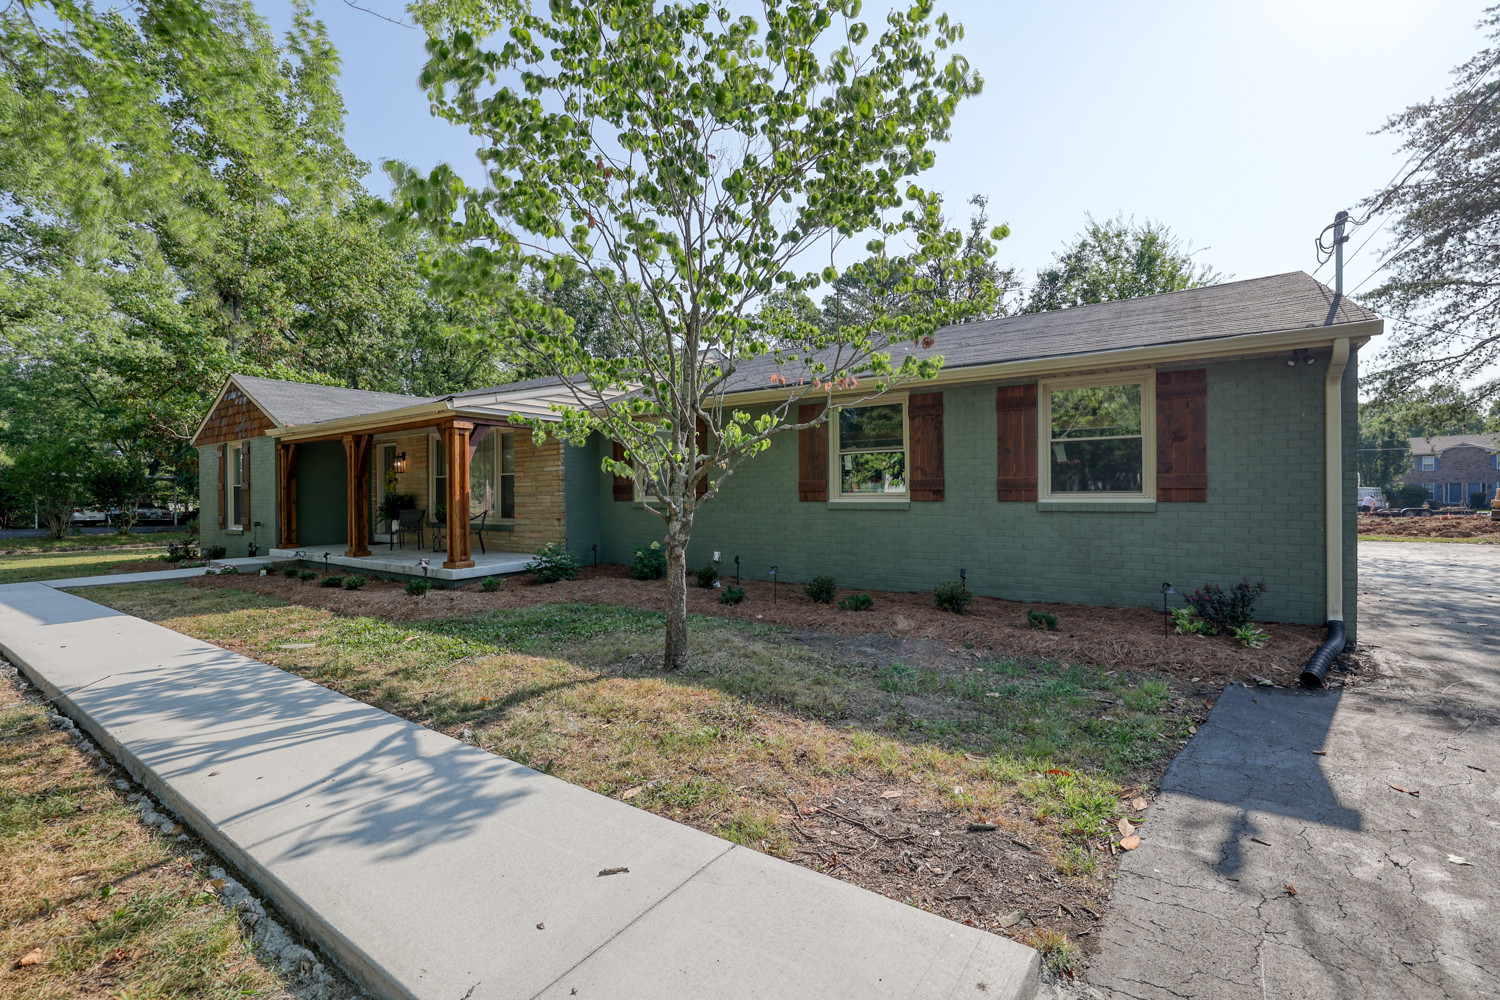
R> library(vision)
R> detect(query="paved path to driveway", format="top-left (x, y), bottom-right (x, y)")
top-left (1081, 541), bottom-right (1500, 999)
top-left (0, 582), bottom-right (1037, 1000)
top-left (41, 557), bottom-right (268, 589)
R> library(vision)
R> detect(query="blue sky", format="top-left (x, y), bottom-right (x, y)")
top-left (267, 0), bottom-right (1487, 304)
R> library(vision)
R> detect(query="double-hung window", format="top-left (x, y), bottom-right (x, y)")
top-left (1039, 375), bottom-right (1153, 498)
top-left (1417, 455), bottom-right (1437, 472)
top-left (469, 431), bottom-right (515, 519)
top-left (835, 401), bottom-right (907, 496)
top-left (228, 442), bottom-right (244, 529)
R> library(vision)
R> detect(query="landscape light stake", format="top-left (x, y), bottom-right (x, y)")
top-left (592, 544), bottom-right (598, 566)
top-left (734, 555), bottom-right (740, 586)
top-left (1162, 583), bottom-right (1177, 637)
top-left (420, 558), bottom-right (430, 581)
top-left (322, 552), bottom-right (330, 574)
top-left (294, 549), bottom-right (306, 569)
top-left (249, 521), bottom-right (262, 558)
top-left (769, 565), bottom-right (778, 604)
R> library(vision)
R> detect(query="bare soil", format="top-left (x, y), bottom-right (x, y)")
top-left (198, 565), bottom-right (1325, 690)
top-left (1359, 512), bottom-right (1500, 540)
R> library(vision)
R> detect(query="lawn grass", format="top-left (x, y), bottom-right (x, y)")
top-left (82, 582), bottom-right (1195, 872)
top-left (0, 549), bottom-right (177, 585)
top-left (0, 531), bottom-right (190, 555)
top-left (0, 669), bottom-right (293, 999)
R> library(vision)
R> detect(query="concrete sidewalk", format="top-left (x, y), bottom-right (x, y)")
top-left (42, 557), bottom-right (268, 589)
top-left (0, 582), bottom-right (1038, 1000)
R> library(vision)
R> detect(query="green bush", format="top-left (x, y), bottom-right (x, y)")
top-left (837, 592), bottom-right (873, 611)
top-left (405, 578), bottom-right (432, 597)
top-left (298, 569), bottom-right (318, 583)
top-left (695, 564), bottom-right (718, 588)
top-left (1388, 483), bottom-right (1430, 509)
top-left (1170, 607), bottom-right (1216, 636)
top-left (803, 575), bottom-right (836, 604)
top-left (631, 540), bottom-right (666, 580)
top-left (281, 565), bottom-right (299, 577)
top-left (933, 580), bottom-right (972, 614)
top-left (1027, 610), bottom-right (1058, 631)
top-left (164, 539), bottom-right (201, 563)
top-left (1186, 578), bottom-right (1266, 627)
top-left (320, 575), bottom-right (345, 588)
top-left (202, 544), bottom-right (227, 560)
top-left (526, 541), bottom-right (579, 583)
top-left (480, 576), bottom-right (503, 593)
top-left (343, 575), bottom-right (369, 591)
top-left (718, 586), bottom-right (746, 605)
top-left (1230, 623), bottom-right (1270, 648)
top-left (215, 565), bottom-right (239, 575)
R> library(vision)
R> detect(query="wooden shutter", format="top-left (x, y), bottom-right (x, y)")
top-left (611, 440), bottom-right (633, 501)
top-left (695, 418), bottom-right (710, 500)
top-left (241, 440), bottom-right (252, 525)
top-left (1156, 369), bottom-right (1207, 502)
top-left (908, 392), bottom-right (944, 501)
top-left (216, 445), bottom-right (227, 528)
top-left (996, 384), bottom-right (1038, 501)
top-left (797, 402), bottom-right (828, 502)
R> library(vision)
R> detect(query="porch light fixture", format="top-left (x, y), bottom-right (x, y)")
top-left (1161, 583), bottom-right (1177, 637)
top-left (393, 452), bottom-right (408, 474)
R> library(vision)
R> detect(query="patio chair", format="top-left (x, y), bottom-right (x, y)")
top-left (394, 508), bottom-right (426, 550)
top-left (469, 509), bottom-right (488, 555)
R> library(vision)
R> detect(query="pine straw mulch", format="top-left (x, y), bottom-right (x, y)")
top-left (1359, 512), bottom-right (1500, 540)
top-left (192, 565), bottom-right (1324, 691)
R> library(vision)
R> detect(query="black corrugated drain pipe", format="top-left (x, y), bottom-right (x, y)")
top-left (1300, 620), bottom-right (1346, 688)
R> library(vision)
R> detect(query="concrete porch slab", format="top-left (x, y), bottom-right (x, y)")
top-left (0, 582), bottom-right (1039, 1000)
top-left (266, 547), bottom-right (532, 581)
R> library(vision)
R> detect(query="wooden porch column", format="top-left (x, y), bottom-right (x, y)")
top-left (276, 442), bottom-right (299, 548)
top-left (444, 422), bottom-right (474, 569)
top-left (343, 433), bottom-right (373, 558)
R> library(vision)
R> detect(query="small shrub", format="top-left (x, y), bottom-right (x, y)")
top-left (1186, 577), bottom-right (1267, 627)
top-left (281, 565), bottom-right (299, 578)
top-left (1230, 623), bottom-right (1270, 648)
top-left (803, 575), bottom-right (836, 604)
top-left (932, 579), bottom-right (972, 614)
top-left (163, 539), bottom-right (200, 563)
top-left (480, 576), bottom-right (503, 593)
top-left (1026, 610), bottom-right (1059, 631)
top-left (215, 565), bottom-right (239, 575)
top-left (343, 575), bottom-right (369, 591)
top-left (527, 541), bottom-right (579, 583)
top-left (297, 569), bottom-right (318, 583)
top-left (718, 586), bottom-right (746, 605)
top-left (837, 592), bottom-right (873, 611)
top-left (202, 544), bottom-right (227, 560)
top-left (631, 540), bottom-right (666, 580)
top-left (320, 575), bottom-right (345, 588)
top-left (1170, 606), bottom-right (1216, 636)
top-left (695, 564), bottom-right (718, 588)
top-left (404, 578), bottom-right (432, 597)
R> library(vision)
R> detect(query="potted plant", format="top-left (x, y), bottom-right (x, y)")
top-left (380, 491), bottom-right (416, 532)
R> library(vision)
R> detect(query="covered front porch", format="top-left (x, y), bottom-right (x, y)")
top-left (264, 545), bottom-right (534, 582)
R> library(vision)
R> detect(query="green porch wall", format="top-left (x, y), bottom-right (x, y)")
top-left (294, 441), bottom-right (347, 547)
top-left (594, 351), bottom-right (1361, 638)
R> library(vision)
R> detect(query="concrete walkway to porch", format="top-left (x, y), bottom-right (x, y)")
top-left (266, 546), bottom-right (533, 581)
top-left (0, 582), bottom-right (1039, 1000)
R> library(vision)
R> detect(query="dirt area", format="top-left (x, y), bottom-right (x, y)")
top-left (196, 564), bottom-right (1326, 690)
top-left (1359, 512), bottom-right (1500, 540)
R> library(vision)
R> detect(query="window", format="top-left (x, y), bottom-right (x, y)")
top-left (1492, 454), bottom-right (1499, 470)
top-left (432, 438), bottom-right (447, 515)
top-left (835, 401), bottom-right (907, 496)
top-left (1417, 455), bottom-right (1437, 471)
top-left (1426, 483), bottom-right (1438, 502)
top-left (228, 442), bottom-right (244, 529)
top-left (469, 431), bottom-right (515, 519)
top-left (1040, 376), bottom-right (1152, 497)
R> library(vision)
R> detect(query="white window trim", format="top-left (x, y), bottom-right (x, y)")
top-left (827, 392), bottom-right (911, 503)
top-left (1037, 371), bottom-right (1156, 502)
top-left (1417, 455), bottom-right (1437, 471)
top-left (427, 430), bottom-right (518, 523)
top-left (227, 441), bottom-right (244, 531)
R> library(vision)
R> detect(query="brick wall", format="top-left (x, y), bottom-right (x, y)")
top-left (197, 439), bottom-right (277, 558)
top-left (592, 353), bottom-right (1360, 636)
top-left (509, 435), bottom-right (566, 552)
top-left (1400, 445), bottom-right (1499, 505)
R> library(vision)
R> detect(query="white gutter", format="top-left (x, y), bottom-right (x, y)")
top-left (1324, 337), bottom-right (1351, 623)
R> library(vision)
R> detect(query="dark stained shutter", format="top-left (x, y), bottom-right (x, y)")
top-left (242, 439), bottom-right (252, 525)
top-left (797, 402), bottom-right (827, 502)
top-left (611, 440), bottom-right (633, 501)
top-left (995, 384), bottom-right (1038, 501)
top-left (1156, 369), bottom-right (1207, 502)
top-left (907, 391), bottom-right (944, 501)
top-left (216, 445), bottom-right (227, 528)
top-left (695, 417), bottom-right (710, 500)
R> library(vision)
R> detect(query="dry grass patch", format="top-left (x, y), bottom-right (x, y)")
top-left (0, 668), bottom-right (294, 1000)
top-left (0, 549), bottom-right (175, 585)
top-left (81, 582), bottom-right (1208, 952)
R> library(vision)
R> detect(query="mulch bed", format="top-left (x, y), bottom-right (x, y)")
top-left (1359, 513), bottom-right (1500, 540)
top-left (192, 565), bottom-right (1324, 690)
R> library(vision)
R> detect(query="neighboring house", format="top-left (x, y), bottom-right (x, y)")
top-left (1400, 434), bottom-right (1500, 508)
top-left (192, 271), bottom-right (1377, 636)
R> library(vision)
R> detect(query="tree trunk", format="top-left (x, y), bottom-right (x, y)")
top-left (663, 527), bottom-right (690, 671)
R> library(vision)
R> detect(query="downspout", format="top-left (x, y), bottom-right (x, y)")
top-left (1301, 337), bottom-right (1351, 688)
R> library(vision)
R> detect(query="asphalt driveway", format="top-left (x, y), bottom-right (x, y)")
top-left (1079, 540), bottom-right (1500, 999)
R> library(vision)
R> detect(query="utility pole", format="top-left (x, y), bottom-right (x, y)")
top-left (1333, 209), bottom-right (1349, 297)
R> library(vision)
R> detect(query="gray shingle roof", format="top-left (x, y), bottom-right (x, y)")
top-left (724, 271), bottom-right (1378, 392)
top-left (449, 374), bottom-right (573, 399)
top-left (234, 375), bottom-right (433, 427)
top-left (1410, 433), bottom-right (1498, 455)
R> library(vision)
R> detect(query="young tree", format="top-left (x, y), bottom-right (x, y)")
top-left (1023, 213), bottom-right (1221, 313)
top-left (1360, 8), bottom-right (1500, 422)
top-left (3, 439), bottom-right (89, 539)
top-left (87, 455), bottom-right (152, 534)
top-left (391, 0), bottom-right (995, 669)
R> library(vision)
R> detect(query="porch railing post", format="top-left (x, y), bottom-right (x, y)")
top-left (444, 422), bottom-right (474, 569)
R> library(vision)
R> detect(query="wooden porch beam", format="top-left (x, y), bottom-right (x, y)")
top-left (443, 424), bottom-right (474, 570)
top-left (276, 442), bottom-right (299, 548)
top-left (344, 433), bottom-right (373, 558)
top-left (281, 415), bottom-right (508, 446)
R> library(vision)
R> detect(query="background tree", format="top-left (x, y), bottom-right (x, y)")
top-left (1356, 404), bottom-right (1413, 499)
top-left (1359, 7), bottom-right (1500, 427)
top-left (87, 456), bottom-right (152, 534)
top-left (1023, 213), bottom-right (1221, 313)
top-left (392, 0), bottom-right (994, 670)
top-left (2, 439), bottom-right (89, 539)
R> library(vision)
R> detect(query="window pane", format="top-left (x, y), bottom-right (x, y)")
top-left (501, 432), bottom-right (514, 474)
top-left (841, 451), bottom-right (906, 494)
top-left (232, 486), bottom-right (243, 526)
top-left (500, 476), bottom-right (515, 519)
top-left (433, 439), bottom-right (446, 476)
top-left (1050, 384), bottom-right (1142, 439)
top-left (231, 446), bottom-right (242, 486)
top-left (839, 404), bottom-right (904, 451)
top-left (1050, 438), bottom-right (1143, 493)
top-left (470, 436), bottom-right (496, 515)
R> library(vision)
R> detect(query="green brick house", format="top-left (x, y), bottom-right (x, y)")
top-left (191, 271), bottom-right (1377, 638)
